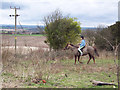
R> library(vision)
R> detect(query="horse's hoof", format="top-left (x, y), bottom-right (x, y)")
top-left (79, 62), bottom-right (83, 64)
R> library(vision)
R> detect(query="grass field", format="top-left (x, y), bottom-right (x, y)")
top-left (1, 35), bottom-right (118, 88)
top-left (1, 49), bottom-right (118, 88)
top-left (28, 59), bottom-right (117, 88)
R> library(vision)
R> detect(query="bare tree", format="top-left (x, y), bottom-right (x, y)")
top-left (95, 23), bottom-right (120, 88)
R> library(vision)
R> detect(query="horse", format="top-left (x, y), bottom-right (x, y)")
top-left (64, 44), bottom-right (99, 64)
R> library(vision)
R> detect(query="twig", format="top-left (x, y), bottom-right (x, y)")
top-left (91, 80), bottom-right (117, 86)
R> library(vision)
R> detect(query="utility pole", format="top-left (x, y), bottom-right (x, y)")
top-left (9, 6), bottom-right (20, 55)
top-left (118, 2), bottom-right (120, 89)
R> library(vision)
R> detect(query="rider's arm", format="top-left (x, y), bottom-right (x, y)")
top-left (80, 40), bottom-right (85, 47)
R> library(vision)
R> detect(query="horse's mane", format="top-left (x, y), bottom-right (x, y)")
top-left (70, 44), bottom-right (79, 48)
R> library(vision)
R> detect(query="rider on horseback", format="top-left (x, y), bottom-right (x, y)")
top-left (78, 35), bottom-right (86, 56)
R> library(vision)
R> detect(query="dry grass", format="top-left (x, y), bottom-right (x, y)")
top-left (1, 35), bottom-right (118, 88)
top-left (2, 35), bottom-right (48, 48)
top-left (1, 45), bottom-right (76, 88)
top-left (1, 47), bottom-right (117, 88)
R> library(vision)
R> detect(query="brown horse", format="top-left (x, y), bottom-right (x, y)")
top-left (64, 44), bottom-right (99, 64)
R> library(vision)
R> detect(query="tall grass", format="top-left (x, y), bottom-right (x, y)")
top-left (1, 45), bottom-right (75, 87)
top-left (1, 45), bottom-right (117, 88)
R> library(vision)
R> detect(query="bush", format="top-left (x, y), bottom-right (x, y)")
top-left (44, 10), bottom-right (81, 50)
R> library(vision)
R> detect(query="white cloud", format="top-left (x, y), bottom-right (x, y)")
top-left (0, 0), bottom-right (119, 27)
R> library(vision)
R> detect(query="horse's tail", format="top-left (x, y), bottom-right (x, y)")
top-left (93, 46), bottom-right (99, 57)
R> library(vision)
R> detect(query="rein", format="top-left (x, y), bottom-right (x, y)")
top-left (69, 44), bottom-right (79, 48)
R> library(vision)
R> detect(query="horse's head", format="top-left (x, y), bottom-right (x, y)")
top-left (64, 44), bottom-right (72, 50)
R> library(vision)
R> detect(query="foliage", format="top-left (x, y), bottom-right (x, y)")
top-left (82, 22), bottom-right (120, 51)
top-left (44, 10), bottom-right (81, 50)
top-left (108, 21), bottom-right (120, 45)
top-left (96, 22), bottom-right (120, 51)
top-left (95, 27), bottom-right (113, 50)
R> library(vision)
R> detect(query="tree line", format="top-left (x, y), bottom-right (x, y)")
top-left (82, 22), bottom-right (120, 53)
top-left (39, 9), bottom-right (120, 53)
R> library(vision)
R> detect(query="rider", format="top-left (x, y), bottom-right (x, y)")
top-left (78, 35), bottom-right (86, 56)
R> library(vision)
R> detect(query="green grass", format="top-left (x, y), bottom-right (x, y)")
top-left (31, 59), bottom-right (118, 88)
top-left (36, 59), bottom-right (115, 88)
top-left (2, 58), bottom-right (118, 88)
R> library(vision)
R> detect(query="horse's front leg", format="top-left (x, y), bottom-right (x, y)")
top-left (74, 55), bottom-right (77, 65)
top-left (78, 55), bottom-right (83, 64)
top-left (78, 55), bottom-right (80, 62)
top-left (77, 51), bottom-right (81, 63)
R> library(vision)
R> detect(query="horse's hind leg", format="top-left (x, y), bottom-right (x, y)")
top-left (87, 54), bottom-right (92, 64)
top-left (92, 56), bottom-right (95, 64)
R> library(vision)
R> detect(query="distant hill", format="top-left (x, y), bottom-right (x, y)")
top-left (81, 27), bottom-right (97, 30)
top-left (0, 25), bottom-right (38, 29)
top-left (0, 25), bottom-right (96, 31)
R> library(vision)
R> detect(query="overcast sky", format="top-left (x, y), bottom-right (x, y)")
top-left (0, 0), bottom-right (119, 27)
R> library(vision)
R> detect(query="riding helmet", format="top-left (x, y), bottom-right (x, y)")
top-left (81, 35), bottom-right (84, 39)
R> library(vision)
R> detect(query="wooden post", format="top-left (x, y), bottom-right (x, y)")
top-left (118, 41), bottom-right (120, 90)
top-left (10, 6), bottom-right (20, 55)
